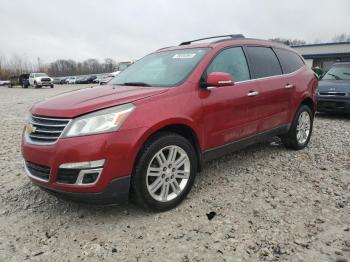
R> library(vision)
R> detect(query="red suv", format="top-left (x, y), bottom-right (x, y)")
top-left (22, 35), bottom-right (318, 211)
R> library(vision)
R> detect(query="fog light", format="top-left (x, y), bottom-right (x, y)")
top-left (58, 160), bottom-right (105, 185)
top-left (82, 172), bottom-right (100, 184)
top-left (59, 159), bottom-right (105, 169)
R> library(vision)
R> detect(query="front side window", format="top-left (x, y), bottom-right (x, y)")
top-left (322, 64), bottom-right (350, 80)
top-left (246, 46), bottom-right (282, 78)
top-left (206, 47), bottom-right (250, 82)
top-left (110, 48), bottom-right (210, 87)
top-left (274, 48), bottom-right (304, 74)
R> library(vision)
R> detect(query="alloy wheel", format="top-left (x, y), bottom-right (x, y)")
top-left (296, 111), bottom-right (311, 144)
top-left (146, 145), bottom-right (190, 202)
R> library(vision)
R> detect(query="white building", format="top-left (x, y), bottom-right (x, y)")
top-left (292, 42), bottom-right (350, 71)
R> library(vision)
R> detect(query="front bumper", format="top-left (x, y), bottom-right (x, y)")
top-left (317, 96), bottom-right (350, 114)
top-left (38, 176), bottom-right (130, 205)
top-left (21, 127), bottom-right (147, 204)
top-left (36, 82), bottom-right (53, 86)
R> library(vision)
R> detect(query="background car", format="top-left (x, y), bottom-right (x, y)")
top-left (76, 75), bottom-right (97, 84)
top-left (317, 62), bottom-right (350, 114)
top-left (52, 77), bottom-right (67, 85)
top-left (93, 74), bottom-right (108, 84)
top-left (28, 73), bottom-right (54, 88)
top-left (0, 80), bottom-right (10, 86)
top-left (65, 76), bottom-right (77, 84)
top-left (75, 76), bottom-right (87, 84)
top-left (99, 76), bottom-right (114, 85)
top-left (9, 74), bottom-right (30, 88)
top-left (53, 78), bottom-right (62, 85)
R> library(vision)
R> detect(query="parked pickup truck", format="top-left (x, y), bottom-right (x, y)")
top-left (29, 73), bottom-right (54, 88)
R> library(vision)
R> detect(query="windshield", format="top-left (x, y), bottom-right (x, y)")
top-left (110, 48), bottom-right (210, 87)
top-left (322, 64), bottom-right (350, 80)
top-left (35, 73), bottom-right (48, 77)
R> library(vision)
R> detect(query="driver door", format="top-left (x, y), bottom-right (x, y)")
top-left (199, 47), bottom-right (259, 150)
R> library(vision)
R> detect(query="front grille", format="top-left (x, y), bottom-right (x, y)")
top-left (25, 161), bottom-right (51, 181)
top-left (57, 169), bottom-right (80, 184)
top-left (318, 101), bottom-right (346, 111)
top-left (319, 92), bottom-right (347, 96)
top-left (41, 78), bottom-right (51, 82)
top-left (28, 115), bottom-right (70, 144)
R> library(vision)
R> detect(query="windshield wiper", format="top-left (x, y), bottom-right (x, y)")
top-left (327, 73), bottom-right (342, 80)
top-left (122, 82), bottom-right (152, 87)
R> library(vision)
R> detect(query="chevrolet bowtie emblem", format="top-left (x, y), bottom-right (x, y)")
top-left (26, 124), bottom-right (36, 134)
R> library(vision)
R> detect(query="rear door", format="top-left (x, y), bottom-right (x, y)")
top-left (273, 47), bottom-right (306, 111)
top-left (245, 46), bottom-right (288, 132)
top-left (200, 46), bottom-right (260, 150)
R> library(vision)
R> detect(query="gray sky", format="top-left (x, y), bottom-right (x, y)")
top-left (1, 0), bottom-right (349, 63)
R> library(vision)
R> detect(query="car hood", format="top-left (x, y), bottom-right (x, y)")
top-left (318, 80), bottom-right (350, 92)
top-left (31, 85), bottom-right (169, 118)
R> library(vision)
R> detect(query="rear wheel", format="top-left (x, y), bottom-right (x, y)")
top-left (282, 105), bottom-right (313, 150)
top-left (131, 132), bottom-right (197, 211)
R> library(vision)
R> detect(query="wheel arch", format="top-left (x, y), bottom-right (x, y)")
top-left (133, 120), bottom-right (203, 173)
top-left (300, 97), bottom-right (316, 113)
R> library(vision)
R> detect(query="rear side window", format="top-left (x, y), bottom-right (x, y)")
top-left (206, 47), bottom-right (250, 82)
top-left (246, 46), bottom-right (282, 78)
top-left (274, 48), bottom-right (304, 74)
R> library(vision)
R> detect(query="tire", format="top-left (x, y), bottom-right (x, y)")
top-left (51, 85), bottom-right (54, 88)
top-left (282, 105), bottom-right (314, 150)
top-left (131, 132), bottom-right (197, 211)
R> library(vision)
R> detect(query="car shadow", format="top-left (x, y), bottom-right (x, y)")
top-left (316, 112), bottom-right (350, 120)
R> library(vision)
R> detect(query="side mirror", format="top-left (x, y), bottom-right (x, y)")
top-left (202, 72), bottom-right (234, 90)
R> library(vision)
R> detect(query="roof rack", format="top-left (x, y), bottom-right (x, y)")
top-left (179, 34), bottom-right (245, 46)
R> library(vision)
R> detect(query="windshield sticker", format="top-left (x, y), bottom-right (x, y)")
top-left (173, 53), bottom-right (196, 59)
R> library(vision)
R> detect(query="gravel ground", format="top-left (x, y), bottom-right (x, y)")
top-left (0, 85), bottom-right (349, 262)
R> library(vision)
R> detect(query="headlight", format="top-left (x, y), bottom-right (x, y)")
top-left (62, 103), bottom-right (135, 137)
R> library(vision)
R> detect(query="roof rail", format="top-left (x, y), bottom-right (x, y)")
top-left (179, 34), bottom-right (245, 46)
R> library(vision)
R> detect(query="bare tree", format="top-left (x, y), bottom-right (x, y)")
top-left (0, 54), bottom-right (118, 79)
top-left (269, 38), bottom-right (307, 46)
top-left (332, 34), bottom-right (350, 42)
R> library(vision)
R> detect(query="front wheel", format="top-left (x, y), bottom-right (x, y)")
top-left (50, 85), bottom-right (54, 88)
top-left (131, 132), bottom-right (197, 211)
top-left (282, 105), bottom-right (313, 150)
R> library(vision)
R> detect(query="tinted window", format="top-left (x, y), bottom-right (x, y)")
top-left (246, 46), bottom-right (282, 78)
top-left (206, 47), bottom-right (250, 82)
top-left (274, 48), bottom-right (304, 74)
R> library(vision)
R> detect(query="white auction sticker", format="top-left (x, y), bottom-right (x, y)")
top-left (173, 53), bottom-right (196, 59)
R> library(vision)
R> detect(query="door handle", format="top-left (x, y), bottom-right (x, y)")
top-left (285, 83), bottom-right (295, 89)
top-left (247, 90), bottom-right (259, 97)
